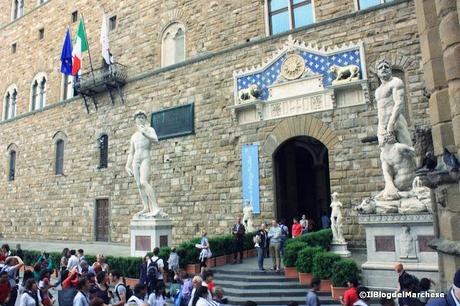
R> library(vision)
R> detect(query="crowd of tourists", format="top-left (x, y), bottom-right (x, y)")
top-left (2, 215), bottom-right (460, 306)
top-left (0, 243), bottom-right (231, 306)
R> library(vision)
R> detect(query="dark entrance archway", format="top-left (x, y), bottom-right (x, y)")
top-left (274, 136), bottom-right (331, 231)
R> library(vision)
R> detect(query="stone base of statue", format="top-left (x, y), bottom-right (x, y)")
top-left (130, 215), bottom-right (173, 257)
top-left (358, 213), bottom-right (439, 290)
top-left (330, 241), bottom-right (351, 258)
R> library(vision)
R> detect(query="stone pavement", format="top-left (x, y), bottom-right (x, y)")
top-left (3, 239), bottom-right (131, 256)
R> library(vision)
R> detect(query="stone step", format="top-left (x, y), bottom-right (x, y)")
top-left (213, 279), bottom-right (307, 289)
top-left (212, 268), bottom-right (283, 276)
top-left (222, 287), bottom-right (318, 297)
top-left (213, 273), bottom-right (297, 282)
top-left (225, 295), bottom-right (340, 305)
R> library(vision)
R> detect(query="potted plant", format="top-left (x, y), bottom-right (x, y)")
top-left (295, 246), bottom-right (324, 284)
top-left (283, 240), bottom-right (308, 278)
top-left (312, 252), bottom-right (342, 292)
top-left (330, 259), bottom-right (360, 300)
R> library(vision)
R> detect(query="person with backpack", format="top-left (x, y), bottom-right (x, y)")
top-left (110, 270), bottom-right (129, 306)
top-left (147, 248), bottom-right (165, 293)
top-left (73, 277), bottom-right (90, 306)
top-left (278, 219), bottom-right (289, 256)
top-left (19, 279), bottom-right (41, 306)
top-left (1, 255), bottom-right (24, 306)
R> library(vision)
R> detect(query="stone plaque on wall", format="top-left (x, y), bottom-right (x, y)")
top-left (375, 235), bottom-right (395, 252)
top-left (135, 235), bottom-right (151, 251)
top-left (151, 103), bottom-right (194, 140)
top-left (418, 235), bottom-right (435, 252)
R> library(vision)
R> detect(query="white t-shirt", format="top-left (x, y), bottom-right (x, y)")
top-left (148, 257), bottom-right (164, 280)
top-left (127, 295), bottom-right (146, 306)
top-left (114, 282), bottom-right (127, 304)
top-left (19, 291), bottom-right (42, 306)
top-left (147, 293), bottom-right (166, 306)
top-left (67, 255), bottom-right (79, 271)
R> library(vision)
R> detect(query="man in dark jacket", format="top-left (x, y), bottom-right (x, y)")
top-left (427, 268), bottom-right (460, 306)
top-left (231, 216), bottom-right (246, 264)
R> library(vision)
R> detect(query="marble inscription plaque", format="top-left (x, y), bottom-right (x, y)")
top-left (418, 235), bottom-right (435, 252)
top-left (375, 235), bottom-right (395, 252)
top-left (135, 235), bottom-right (151, 251)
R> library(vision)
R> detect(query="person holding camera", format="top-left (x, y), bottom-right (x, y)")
top-left (254, 223), bottom-right (267, 271)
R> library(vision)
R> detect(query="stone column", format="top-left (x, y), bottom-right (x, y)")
top-left (415, 0), bottom-right (460, 290)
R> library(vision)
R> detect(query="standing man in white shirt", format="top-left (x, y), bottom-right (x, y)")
top-left (67, 250), bottom-right (79, 271)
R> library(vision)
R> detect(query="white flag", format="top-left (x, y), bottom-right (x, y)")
top-left (101, 12), bottom-right (112, 65)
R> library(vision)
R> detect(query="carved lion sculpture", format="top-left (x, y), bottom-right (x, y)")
top-left (355, 197), bottom-right (376, 214)
top-left (238, 84), bottom-right (261, 102)
top-left (329, 64), bottom-right (360, 83)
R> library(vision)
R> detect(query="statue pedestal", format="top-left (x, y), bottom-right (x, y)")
top-left (358, 213), bottom-right (439, 290)
top-left (130, 216), bottom-right (173, 257)
top-left (330, 242), bottom-right (351, 258)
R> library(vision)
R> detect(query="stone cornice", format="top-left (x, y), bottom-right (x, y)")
top-left (358, 213), bottom-right (433, 224)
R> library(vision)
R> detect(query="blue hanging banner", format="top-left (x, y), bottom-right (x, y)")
top-left (242, 144), bottom-right (260, 214)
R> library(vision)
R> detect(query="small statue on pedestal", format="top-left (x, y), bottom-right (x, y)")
top-left (242, 200), bottom-right (254, 232)
top-left (330, 192), bottom-right (345, 243)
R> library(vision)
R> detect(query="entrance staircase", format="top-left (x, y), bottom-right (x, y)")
top-left (212, 257), bottom-right (340, 306)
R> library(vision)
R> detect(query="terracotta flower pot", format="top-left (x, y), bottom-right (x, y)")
top-left (207, 257), bottom-right (216, 268)
top-left (226, 254), bottom-right (234, 264)
top-left (284, 267), bottom-right (298, 279)
top-left (298, 272), bottom-right (313, 285)
top-left (125, 277), bottom-right (139, 287)
top-left (186, 264), bottom-right (201, 275)
top-left (331, 285), bottom-right (348, 300)
top-left (320, 279), bottom-right (332, 292)
top-left (215, 255), bottom-right (227, 266)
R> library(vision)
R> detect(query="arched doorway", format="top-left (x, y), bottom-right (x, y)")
top-left (273, 136), bottom-right (331, 230)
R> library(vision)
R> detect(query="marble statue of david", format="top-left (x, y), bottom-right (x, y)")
top-left (126, 110), bottom-right (166, 217)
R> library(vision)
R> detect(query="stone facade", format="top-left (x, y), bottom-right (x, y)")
top-left (0, 0), bottom-right (429, 246)
top-left (415, 0), bottom-right (460, 290)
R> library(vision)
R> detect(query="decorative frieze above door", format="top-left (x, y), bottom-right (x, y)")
top-left (231, 35), bottom-right (369, 124)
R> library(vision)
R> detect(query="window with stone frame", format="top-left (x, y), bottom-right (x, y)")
top-left (98, 134), bottom-right (108, 169)
top-left (3, 86), bottom-right (18, 121)
top-left (267, 0), bottom-right (314, 35)
top-left (12, 0), bottom-right (24, 20)
top-left (8, 150), bottom-right (16, 181)
top-left (356, 0), bottom-right (394, 10)
top-left (55, 139), bottom-right (65, 175)
top-left (62, 74), bottom-right (75, 100)
top-left (161, 22), bottom-right (186, 67)
top-left (31, 74), bottom-right (46, 111)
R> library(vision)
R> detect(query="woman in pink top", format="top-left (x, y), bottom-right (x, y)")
top-left (291, 218), bottom-right (302, 238)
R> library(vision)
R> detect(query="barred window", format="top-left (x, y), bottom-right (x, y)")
top-left (12, 0), bottom-right (24, 20)
top-left (9, 150), bottom-right (16, 181)
top-left (99, 134), bottom-right (108, 169)
top-left (55, 139), bottom-right (64, 175)
top-left (268, 0), bottom-right (314, 35)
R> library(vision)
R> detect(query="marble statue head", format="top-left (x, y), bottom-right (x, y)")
top-left (375, 58), bottom-right (392, 81)
top-left (134, 110), bottom-right (147, 125)
top-left (332, 192), bottom-right (339, 201)
top-left (134, 110), bottom-right (147, 120)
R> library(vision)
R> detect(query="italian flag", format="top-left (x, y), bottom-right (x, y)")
top-left (71, 18), bottom-right (89, 76)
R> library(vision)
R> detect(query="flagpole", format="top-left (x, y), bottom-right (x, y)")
top-left (80, 14), bottom-right (97, 86)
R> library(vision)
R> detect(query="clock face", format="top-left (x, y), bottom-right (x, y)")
top-left (280, 54), bottom-right (305, 80)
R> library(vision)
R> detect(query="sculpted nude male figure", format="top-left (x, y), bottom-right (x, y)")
top-left (126, 110), bottom-right (166, 217)
top-left (375, 59), bottom-right (416, 200)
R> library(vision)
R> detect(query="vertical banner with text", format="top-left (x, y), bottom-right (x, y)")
top-left (242, 144), bottom-right (260, 214)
